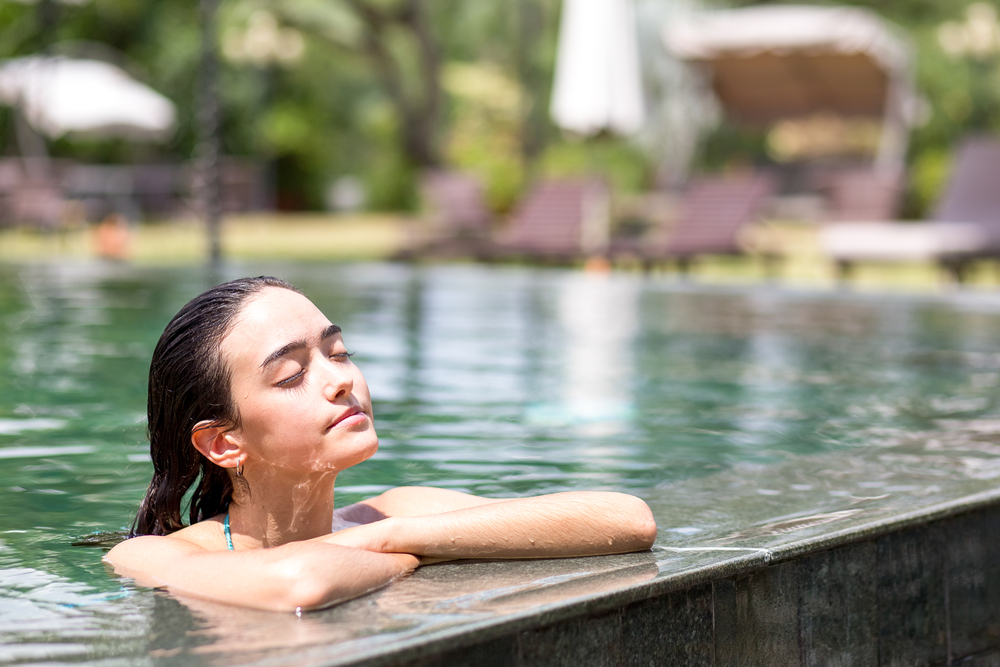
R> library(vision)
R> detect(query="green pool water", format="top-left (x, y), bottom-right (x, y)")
top-left (2, 261), bottom-right (1000, 664)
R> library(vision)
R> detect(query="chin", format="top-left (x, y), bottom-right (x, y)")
top-left (333, 433), bottom-right (379, 470)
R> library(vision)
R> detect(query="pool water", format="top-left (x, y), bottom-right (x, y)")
top-left (3, 261), bottom-right (1000, 663)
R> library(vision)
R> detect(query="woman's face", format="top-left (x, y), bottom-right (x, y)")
top-left (218, 287), bottom-right (377, 475)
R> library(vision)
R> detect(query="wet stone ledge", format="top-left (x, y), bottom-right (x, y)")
top-left (345, 501), bottom-right (1000, 667)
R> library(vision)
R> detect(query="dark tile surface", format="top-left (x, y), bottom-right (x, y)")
top-left (945, 507), bottom-right (1000, 660)
top-left (714, 564), bottom-right (802, 667)
top-left (621, 584), bottom-right (714, 667)
top-left (516, 610), bottom-right (623, 667)
top-left (404, 636), bottom-right (517, 667)
top-left (799, 542), bottom-right (878, 667)
top-left (877, 524), bottom-right (948, 667)
top-left (966, 646), bottom-right (1000, 667)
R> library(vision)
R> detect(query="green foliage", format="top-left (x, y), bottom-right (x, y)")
top-left (12, 0), bottom-right (1000, 216)
top-left (907, 146), bottom-right (951, 217)
top-left (1, 0), bottom-right (588, 211)
top-left (360, 98), bottom-right (418, 210)
top-left (442, 61), bottom-right (525, 212)
top-left (693, 122), bottom-right (770, 173)
top-left (538, 137), bottom-right (651, 194)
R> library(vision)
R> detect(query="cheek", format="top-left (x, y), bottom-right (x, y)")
top-left (233, 392), bottom-right (304, 443)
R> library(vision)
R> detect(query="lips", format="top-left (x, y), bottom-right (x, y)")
top-left (329, 406), bottom-right (366, 429)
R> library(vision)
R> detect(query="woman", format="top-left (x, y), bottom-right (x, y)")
top-left (105, 276), bottom-right (657, 612)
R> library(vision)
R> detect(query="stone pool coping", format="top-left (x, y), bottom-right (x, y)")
top-left (314, 485), bottom-right (1000, 666)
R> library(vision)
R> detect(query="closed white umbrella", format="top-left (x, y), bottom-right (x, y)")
top-left (0, 56), bottom-right (176, 141)
top-left (550, 0), bottom-right (645, 136)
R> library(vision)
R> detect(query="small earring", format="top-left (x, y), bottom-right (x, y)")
top-left (236, 459), bottom-right (244, 477)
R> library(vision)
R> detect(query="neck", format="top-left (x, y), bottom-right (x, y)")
top-left (228, 468), bottom-right (338, 548)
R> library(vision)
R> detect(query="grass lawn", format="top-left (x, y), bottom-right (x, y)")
top-left (0, 213), bottom-right (411, 264)
top-left (3, 214), bottom-right (1000, 294)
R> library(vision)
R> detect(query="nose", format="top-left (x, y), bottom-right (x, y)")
top-left (320, 357), bottom-right (354, 402)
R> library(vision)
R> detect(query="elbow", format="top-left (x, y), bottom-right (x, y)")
top-left (268, 547), bottom-right (414, 612)
top-left (636, 514), bottom-right (658, 549)
top-left (270, 557), bottom-right (340, 612)
top-left (283, 582), bottom-right (333, 612)
top-left (624, 496), bottom-right (658, 549)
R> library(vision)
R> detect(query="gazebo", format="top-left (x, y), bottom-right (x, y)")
top-left (665, 5), bottom-right (916, 176)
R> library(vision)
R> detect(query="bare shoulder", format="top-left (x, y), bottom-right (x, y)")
top-left (104, 517), bottom-right (228, 578)
top-left (167, 517), bottom-right (230, 550)
top-left (361, 486), bottom-right (504, 517)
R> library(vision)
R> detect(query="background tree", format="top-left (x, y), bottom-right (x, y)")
top-left (4, 0), bottom-right (997, 217)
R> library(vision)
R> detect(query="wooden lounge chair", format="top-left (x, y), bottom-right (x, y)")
top-left (932, 138), bottom-right (1000, 245)
top-left (821, 137), bottom-right (1000, 281)
top-left (637, 173), bottom-right (775, 270)
top-left (422, 170), bottom-right (491, 237)
top-left (818, 166), bottom-right (903, 222)
top-left (397, 170), bottom-right (493, 259)
top-left (496, 178), bottom-right (610, 262)
top-left (0, 159), bottom-right (66, 229)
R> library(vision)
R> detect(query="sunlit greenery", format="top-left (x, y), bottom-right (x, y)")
top-left (2, 0), bottom-right (1000, 216)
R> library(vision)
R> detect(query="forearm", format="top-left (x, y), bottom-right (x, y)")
top-left (330, 492), bottom-right (657, 559)
top-left (107, 537), bottom-right (418, 612)
top-left (196, 543), bottom-right (419, 612)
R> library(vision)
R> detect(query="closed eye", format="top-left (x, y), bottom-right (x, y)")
top-left (276, 369), bottom-right (306, 387)
top-left (331, 351), bottom-right (355, 361)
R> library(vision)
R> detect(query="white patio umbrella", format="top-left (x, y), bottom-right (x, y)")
top-left (550, 0), bottom-right (645, 136)
top-left (0, 56), bottom-right (176, 141)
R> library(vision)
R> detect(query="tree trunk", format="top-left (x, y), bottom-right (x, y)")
top-left (348, 0), bottom-right (443, 168)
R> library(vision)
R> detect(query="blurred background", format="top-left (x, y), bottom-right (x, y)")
top-left (2, 0), bottom-right (1000, 287)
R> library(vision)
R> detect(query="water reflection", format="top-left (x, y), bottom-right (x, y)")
top-left (526, 274), bottom-right (639, 438)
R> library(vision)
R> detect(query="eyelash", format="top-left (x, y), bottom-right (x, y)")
top-left (276, 371), bottom-right (304, 387)
top-left (275, 351), bottom-right (354, 387)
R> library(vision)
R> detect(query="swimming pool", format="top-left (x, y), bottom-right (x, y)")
top-left (4, 261), bottom-right (1000, 664)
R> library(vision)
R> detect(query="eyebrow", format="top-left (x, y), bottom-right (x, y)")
top-left (259, 324), bottom-right (342, 370)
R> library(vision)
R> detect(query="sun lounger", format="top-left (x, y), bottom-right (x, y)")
top-left (421, 170), bottom-right (492, 237)
top-left (6, 181), bottom-right (65, 228)
top-left (396, 170), bottom-right (493, 259)
top-left (497, 178), bottom-right (609, 262)
top-left (0, 159), bottom-right (68, 228)
top-left (638, 173), bottom-right (775, 269)
top-left (818, 167), bottom-right (903, 222)
top-left (821, 137), bottom-right (1000, 281)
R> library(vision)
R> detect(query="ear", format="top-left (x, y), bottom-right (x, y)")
top-left (191, 420), bottom-right (244, 470)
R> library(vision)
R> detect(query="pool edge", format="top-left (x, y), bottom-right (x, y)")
top-left (327, 487), bottom-right (1000, 666)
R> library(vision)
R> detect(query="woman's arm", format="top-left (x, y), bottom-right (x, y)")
top-left (360, 485), bottom-right (506, 516)
top-left (324, 491), bottom-right (657, 559)
top-left (104, 534), bottom-right (418, 612)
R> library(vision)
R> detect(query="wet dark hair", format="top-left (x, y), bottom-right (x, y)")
top-left (130, 276), bottom-right (302, 536)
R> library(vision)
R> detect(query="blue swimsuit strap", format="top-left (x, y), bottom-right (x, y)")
top-left (223, 513), bottom-right (234, 551)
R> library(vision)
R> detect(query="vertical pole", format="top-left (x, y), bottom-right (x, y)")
top-left (516, 0), bottom-right (544, 161)
top-left (37, 0), bottom-right (59, 49)
top-left (196, 0), bottom-right (223, 264)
